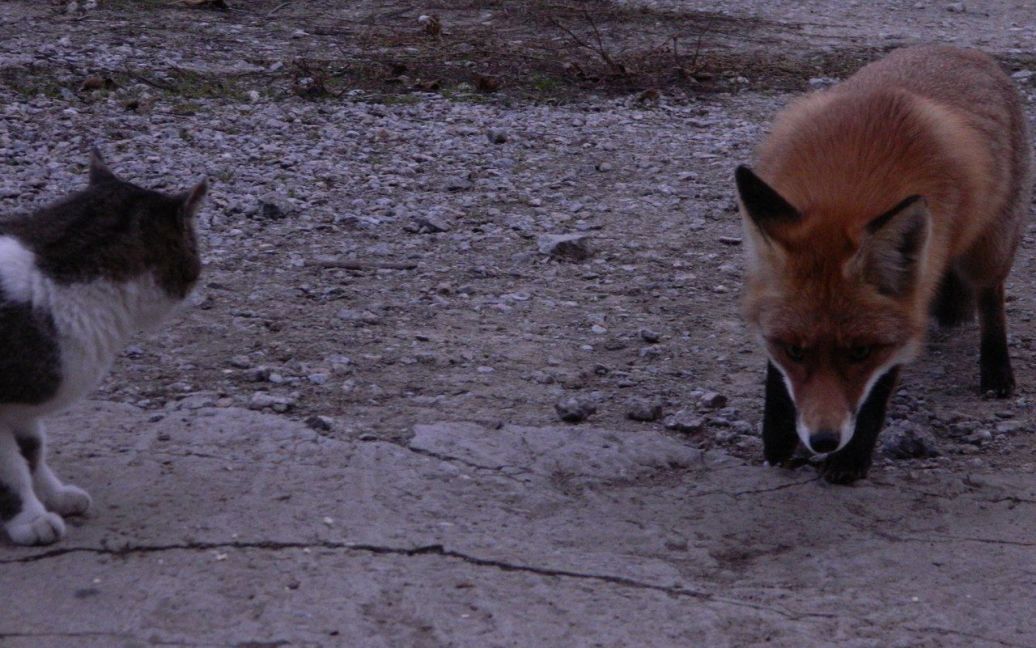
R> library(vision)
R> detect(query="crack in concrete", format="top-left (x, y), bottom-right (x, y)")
top-left (904, 625), bottom-right (1033, 648)
top-left (873, 530), bottom-right (1036, 548)
top-left (0, 630), bottom-right (219, 647)
top-left (681, 476), bottom-right (821, 500)
top-left (384, 441), bottom-right (532, 482)
top-left (0, 539), bottom-right (828, 622)
top-left (4, 540), bottom-right (1027, 644)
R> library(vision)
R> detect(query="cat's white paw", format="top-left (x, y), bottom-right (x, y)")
top-left (46, 485), bottom-right (92, 516)
top-left (5, 510), bottom-right (66, 546)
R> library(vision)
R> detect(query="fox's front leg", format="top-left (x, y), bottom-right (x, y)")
top-left (977, 282), bottom-right (1015, 398)
top-left (762, 362), bottom-right (799, 466)
top-left (820, 367), bottom-right (900, 484)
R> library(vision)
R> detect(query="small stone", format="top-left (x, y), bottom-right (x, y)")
top-left (718, 236), bottom-right (742, 246)
top-left (555, 397), bottom-right (596, 423)
top-left (305, 415), bottom-right (334, 432)
top-left (737, 435), bottom-right (763, 453)
top-left (808, 77), bottom-right (838, 90)
top-left (257, 195), bottom-right (290, 220)
top-left (486, 128), bottom-right (508, 144)
top-left (590, 324), bottom-right (607, 335)
top-left (964, 429), bottom-right (992, 445)
top-left (246, 366), bottom-right (271, 382)
top-left (638, 346), bottom-right (662, 360)
top-left (410, 212), bottom-right (451, 233)
top-left (945, 2), bottom-right (965, 12)
top-left (627, 398), bottom-right (662, 422)
top-left (538, 234), bottom-right (592, 261)
top-left (445, 176), bottom-right (474, 191)
top-left (948, 420), bottom-right (977, 438)
top-left (249, 392), bottom-right (295, 413)
top-left (731, 420), bottom-right (754, 435)
top-left (665, 410), bottom-right (704, 434)
top-left (595, 161), bottom-right (613, 172)
top-left (229, 355), bottom-right (252, 369)
top-left (639, 327), bottom-right (661, 343)
top-left (994, 420), bottom-right (1027, 435)
top-left (337, 308), bottom-right (380, 324)
top-left (881, 421), bottom-right (940, 459)
top-left (308, 373), bottom-right (330, 385)
top-left (699, 391), bottom-right (728, 410)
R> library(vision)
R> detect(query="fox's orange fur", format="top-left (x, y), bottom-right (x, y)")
top-left (737, 46), bottom-right (1031, 478)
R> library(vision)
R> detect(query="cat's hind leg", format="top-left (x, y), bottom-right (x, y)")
top-left (14, 419), bottom-right (91, 517)
top-left (0, 425), bottom-right (65, 545)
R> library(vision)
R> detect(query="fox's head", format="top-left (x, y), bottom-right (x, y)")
top-left (735, 165), bottom-right (930, 454)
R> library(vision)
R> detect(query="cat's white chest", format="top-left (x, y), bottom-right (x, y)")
top-left (0, 235), bottom-right (179, 415)
top-left (48, 282), bottom-right (142, 407)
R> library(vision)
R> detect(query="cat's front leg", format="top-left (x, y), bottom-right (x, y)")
top-left (1, 428), bottom-right (65, 545)
top-left (14, 420), bottom-right (91, 517)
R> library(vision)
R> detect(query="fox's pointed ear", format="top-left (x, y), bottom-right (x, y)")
top-left (180, 178), bottom-right (208, 219)
top-left (735, 165), bottom-right (800, 241)
top-left (89, 148), bottom-right (118, 185)
top-left (856, 195), bottom-right (930, 296)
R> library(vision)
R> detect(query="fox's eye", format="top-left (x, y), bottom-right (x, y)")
top-left (848, 345), bottom-right (872, 362)
top-left (785, 344), bottom-right (805, 362)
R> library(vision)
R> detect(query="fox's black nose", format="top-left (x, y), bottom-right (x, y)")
top-left (809, 431), bottom-right (840, 454)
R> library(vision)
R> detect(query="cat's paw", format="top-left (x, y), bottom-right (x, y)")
top-left (5, 511), bottom-right (66, 546)
top-left (46, 485), bottom-right (92, 516)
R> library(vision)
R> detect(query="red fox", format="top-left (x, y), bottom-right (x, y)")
top-left (735, 46), bottom-right (1032, 483)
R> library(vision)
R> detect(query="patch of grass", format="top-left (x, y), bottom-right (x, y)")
top-left (0, 65), bottom-right (68, 99)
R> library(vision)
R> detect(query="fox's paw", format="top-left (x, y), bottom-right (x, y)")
top-left (5, 510), bottom-right (66, 546)
top-left (45, 485), bottom-right (92, 517)
top-left (819, 457), bottom-right (870, 485)
top-left (980, 369), bottom-right (1015, 399)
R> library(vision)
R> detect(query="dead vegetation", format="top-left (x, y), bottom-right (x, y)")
top-left (11, 0), bottom-right (1021, 104)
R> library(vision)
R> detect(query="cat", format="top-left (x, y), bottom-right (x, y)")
top-left (0, 150), bottom-right (206, 545)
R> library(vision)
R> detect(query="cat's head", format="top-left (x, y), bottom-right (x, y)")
top-left (84, 150), bottom-right (207, 299)
top-left (16, 150), bottom-right (208, 302)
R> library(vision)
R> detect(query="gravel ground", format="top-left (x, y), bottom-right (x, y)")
top-left (2, 0), bottom-right (1035, 478)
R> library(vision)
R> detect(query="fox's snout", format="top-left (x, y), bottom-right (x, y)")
top-left (807, 430), bottom-right (841, 454)
top-left (795, 404), bottom-right (854, 455)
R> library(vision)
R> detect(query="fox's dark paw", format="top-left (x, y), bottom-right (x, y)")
top-left (980, 369), bottom-right (1015, 399)
top-left (766, 455), bottom-right (811, 470)
top-left (818, 457), bottom-right (870, 485)
top-left (762, 429), bottom-right (799, 467)
top-left (763, 448), bottom-right (797, 467)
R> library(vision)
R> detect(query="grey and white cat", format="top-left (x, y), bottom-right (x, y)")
top-left (0, 151), bottom-right (206, 545)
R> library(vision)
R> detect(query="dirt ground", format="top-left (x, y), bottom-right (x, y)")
top-left (1, 1), bottom-right (1035, 646)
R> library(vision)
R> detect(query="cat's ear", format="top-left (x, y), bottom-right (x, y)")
top-left (179, 178), bottom-right (208, 219)
top-left (89, 148), bottom-right (118, 185)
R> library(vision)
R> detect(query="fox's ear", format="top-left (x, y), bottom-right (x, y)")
top-left (856, 195), bottom-right (929, 296)
top-left (89, 148), bottom-right (117, 185)
top-left (735, 165), bottom-right (800, 242)
top-left (179, 178), bottom-right (208, 219)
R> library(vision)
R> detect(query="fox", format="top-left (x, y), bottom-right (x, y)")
top-left (735, 45), bottom-right (1032, 484)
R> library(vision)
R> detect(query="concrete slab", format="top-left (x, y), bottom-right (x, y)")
top-left (1, 402), bottom-right (1033, 647)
